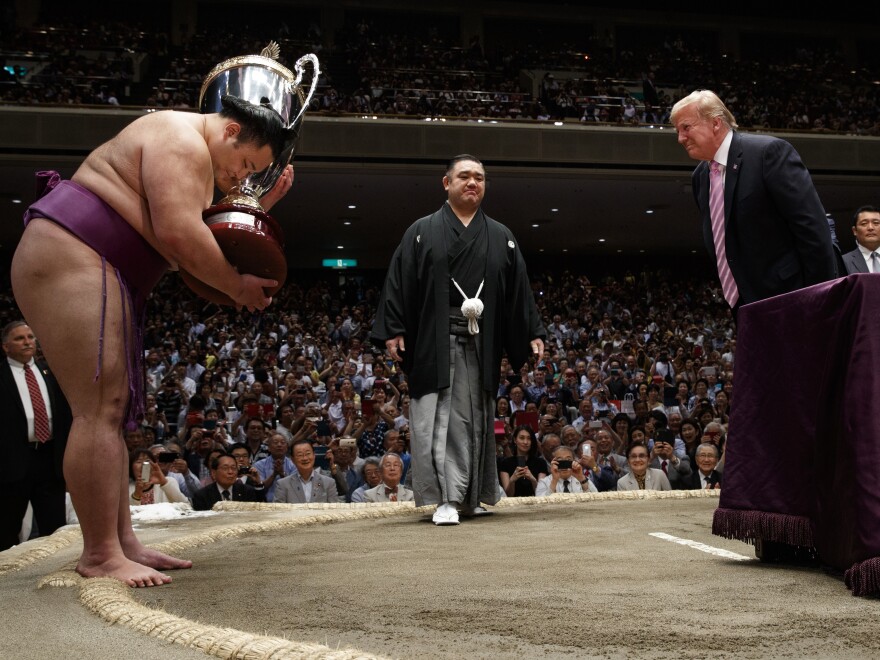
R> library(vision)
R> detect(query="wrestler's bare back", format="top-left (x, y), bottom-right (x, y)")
top-left (71, 111), bottom-right (216, 270)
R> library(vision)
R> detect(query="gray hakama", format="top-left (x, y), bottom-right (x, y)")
top-left (410, 327), bottom-right (497, 508)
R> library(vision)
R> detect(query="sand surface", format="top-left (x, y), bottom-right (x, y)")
top-left (2, 495), bottom-right (879, 659)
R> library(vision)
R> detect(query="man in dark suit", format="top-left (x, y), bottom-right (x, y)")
top-left (0, 321), bottom-right (72, 550)
top-left (686, 442), bottom-right (722, 490)
top-left (191, 454), bottom-right (265, 511)
top-left (649, 429), bottom-right (692, 490)
top-left (842, 205), bottom-right (880, 275)
top-left (671, 89), bottom-right (837, 308)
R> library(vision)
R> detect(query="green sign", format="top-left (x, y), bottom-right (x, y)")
top-left (322, 259), bottom-right (358, 269)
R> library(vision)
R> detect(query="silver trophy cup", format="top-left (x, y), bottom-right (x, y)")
top-left (181, 42), bottom-right (320, 305)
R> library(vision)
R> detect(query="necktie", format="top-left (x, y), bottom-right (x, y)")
top-left (872, 251), bottom-right (880, 274)
top-left (24, 364), bottom-right (50, 442)
top-left (385, 487), bottom-right (398, 502)
top-left (222, 489), bottom-right (231, 501)
top-left (563, 479), bottom-right (570, 493)
top-left (661, 460), bottom-right (668, 475)
top-left (709, 161), bottom-right (739, 307)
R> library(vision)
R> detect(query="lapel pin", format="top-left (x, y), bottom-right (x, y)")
top-left (507, 240), bottom-right (515, 249)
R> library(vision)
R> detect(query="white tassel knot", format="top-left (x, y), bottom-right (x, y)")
top-left (452, 278), bottom-right (484, 335)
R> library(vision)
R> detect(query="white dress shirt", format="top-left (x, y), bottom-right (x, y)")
top-left (7, 356), bottom-right (54, 442)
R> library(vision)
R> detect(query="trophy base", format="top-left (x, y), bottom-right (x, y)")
top-left (180, 203), bottom-right (287, 306)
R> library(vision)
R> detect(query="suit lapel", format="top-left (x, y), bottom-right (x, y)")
top-left (725, 132), bottom-right (743, 229)
top-left (851, 251), bottom-right (869, 274)
top-left (0, 360), bottom-right (26, 416)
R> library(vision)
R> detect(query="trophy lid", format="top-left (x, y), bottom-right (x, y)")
top-left (199, 42), bottom-right (303, 128)
top-left (199, 43), bottom-right (320, 199)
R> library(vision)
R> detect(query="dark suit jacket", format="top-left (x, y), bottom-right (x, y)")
top-left (191, 480), bottom-right (265, 511)
top-left (0, 358), bottom-right (71, 484)
top-left (842, 247), bottom-right (870, 275)
top-left (692, 131), bottom-right (838, 306)
top-left (686, 469), bottom-right (722, 490)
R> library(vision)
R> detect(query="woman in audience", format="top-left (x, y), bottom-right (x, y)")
top-left (128, 449), bottom-right (189, 506)
top-left (713, 390), bottom-right (731, 426)
top-left (495, 396), bottom-right (511, 423)
top-left (499, 425), bottom-right (547, 497)
top-left (611, 413), bottom-right (633, 448)
top-left (679, 418), bottom-right (703, 464)
top-left (616, 442), bottom-right (671, 491)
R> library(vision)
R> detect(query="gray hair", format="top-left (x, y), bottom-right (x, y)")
top-left (360, 456), bottom-right (381, 478)
top-left (379, 452), bottom-right (402, 469)
top-left (670, 89), bottom-right (738, 130)
top-left (1, 320), bottom-right (29, 344)
top-left (695, 442), bottom-right (720, 459)
top-left (552, 445), bottom-right (575, 459)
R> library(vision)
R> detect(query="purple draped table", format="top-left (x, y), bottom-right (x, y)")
top-left (713, 273), bottom-right (880, 596)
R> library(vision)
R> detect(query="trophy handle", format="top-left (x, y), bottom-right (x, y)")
top-left (290, 54), bottom-right (321, 128)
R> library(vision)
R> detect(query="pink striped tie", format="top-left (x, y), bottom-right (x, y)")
top-left (24, 363), bottom-right (50, 442)
top-left (709, 161), bottom-right (739, 307)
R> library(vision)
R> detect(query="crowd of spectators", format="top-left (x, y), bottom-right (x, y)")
top-left (2, 263), bottom-right (735, 513)
top-left (2, 12), bottom-right (879, 134)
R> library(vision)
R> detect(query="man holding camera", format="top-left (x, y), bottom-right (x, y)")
top-left (192, 454), bottom-right (265, 511)
top-left (591, 386), bottom-right (619, 419)
top-left (603, 358), bottom-right (629, 400)
top-left (536, 445), bottom-right (597, 495)
top-left (649, 429), bottom-right (692, 490)
top-left (149, 443), bottom-right (201, 501)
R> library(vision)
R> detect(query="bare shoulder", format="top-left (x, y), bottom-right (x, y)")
top-left (134, 111), bottom-right (209, 160)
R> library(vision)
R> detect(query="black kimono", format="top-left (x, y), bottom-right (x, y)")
top-left (372, 203), bottom-right (544, 508)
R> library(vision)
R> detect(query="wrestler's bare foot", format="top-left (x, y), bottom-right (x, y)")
top-left (76, 554), bottom-right (172, 588)
top-left (124, 545), bottom-right (193, 571)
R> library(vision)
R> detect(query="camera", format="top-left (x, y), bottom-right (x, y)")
top-left (238, 465), bottom-right (251, 476)
top-left (158, 451), bottom-right (179, 463)
top-left (556, 460), bottom-right (573, 470)
top-left (588, 420), bottom-right (603, 429)
top-left (516, 456), bottom-right (527, 467)
top-left (140, 461), bottom-right (151, 482)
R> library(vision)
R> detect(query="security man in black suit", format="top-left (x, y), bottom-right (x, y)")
top-left (0, 321), bottom-right (72, 550)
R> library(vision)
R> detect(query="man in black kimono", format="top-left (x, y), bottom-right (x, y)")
top-left (371, 155), bottom-right (545, 525)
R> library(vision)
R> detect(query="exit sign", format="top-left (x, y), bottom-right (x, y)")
top-left (322, 259), bottom-right (358, 269)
